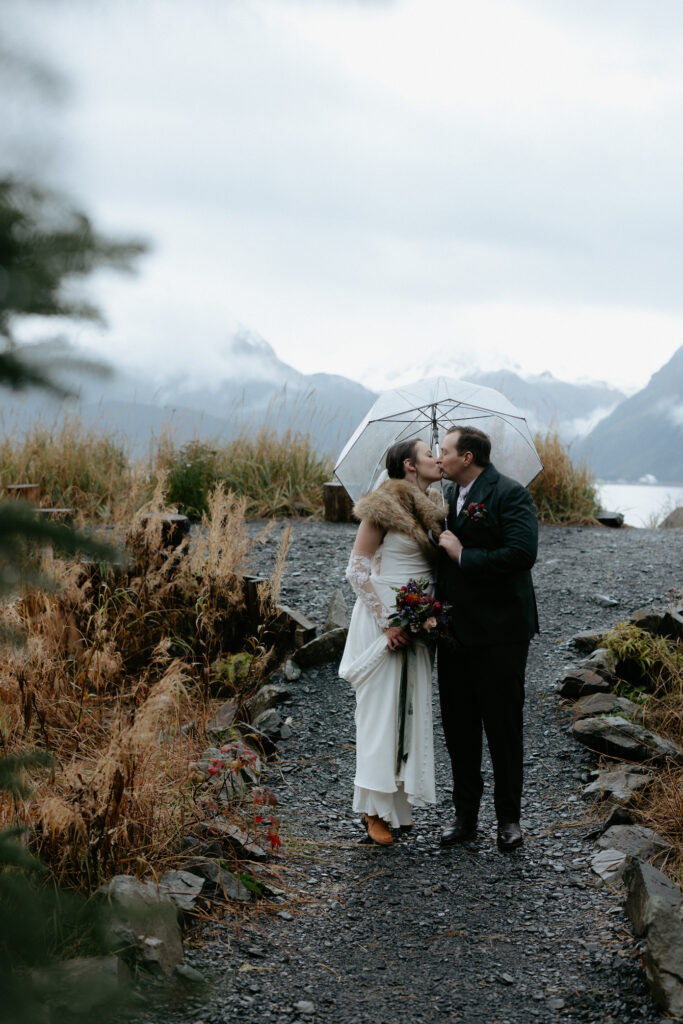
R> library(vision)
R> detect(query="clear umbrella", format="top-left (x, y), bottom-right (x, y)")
top-left (334, 376), bottom-right (543, 502)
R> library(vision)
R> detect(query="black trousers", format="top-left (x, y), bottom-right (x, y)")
top-left (437, 639), bottom-right (528, 824)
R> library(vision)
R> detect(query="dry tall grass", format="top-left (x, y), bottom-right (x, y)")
top-left (218, 426), bottom-right (333, 518)
top-left (0, 415), bottom-right (333, 521)
top-left (602, 620), bottom-right (683, 882)
top-left (0, 486), bottom-right (287, 889)
top-left (529, 430), bottom-right (600, 524)
top-left (0, 419), bottom-right (151, 522)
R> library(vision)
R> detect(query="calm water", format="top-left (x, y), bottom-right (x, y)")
top-left (597, 483), bottom-right (683, 527)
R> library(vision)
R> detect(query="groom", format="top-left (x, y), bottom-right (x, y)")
top-left (436, 426), bottom-right (538, 851)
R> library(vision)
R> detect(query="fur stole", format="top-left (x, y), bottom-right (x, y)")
top-left (353, 479), bottom-right (445, 561)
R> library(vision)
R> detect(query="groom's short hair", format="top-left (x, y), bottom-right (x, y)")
top-left (446, 426), bottom-right (491, 467)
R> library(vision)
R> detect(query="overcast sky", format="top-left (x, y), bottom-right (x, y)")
top-left (4, 0), bottom-right (683, 392)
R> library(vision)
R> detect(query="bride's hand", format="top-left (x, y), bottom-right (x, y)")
top-left (384, 625), bottom-right (409, 651)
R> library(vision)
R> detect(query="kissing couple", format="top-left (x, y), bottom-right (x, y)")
top-left (338, 425), bottom-right (539, 851)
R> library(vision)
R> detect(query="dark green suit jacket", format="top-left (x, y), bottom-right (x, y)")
top-left (437, 463), bottom-right (539, 647)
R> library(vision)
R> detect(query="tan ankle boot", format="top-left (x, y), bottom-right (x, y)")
top-left (361, 813), bottom-right (393, 846)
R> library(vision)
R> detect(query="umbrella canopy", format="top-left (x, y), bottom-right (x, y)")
top-left (334, 376), bottom-right (543, 502)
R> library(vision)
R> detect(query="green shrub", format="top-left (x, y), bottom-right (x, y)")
top-left (163, 440), bottom-right (218, 519)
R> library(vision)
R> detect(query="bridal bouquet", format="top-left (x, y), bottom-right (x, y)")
top-left (388, 578), bottom-right (451, 642)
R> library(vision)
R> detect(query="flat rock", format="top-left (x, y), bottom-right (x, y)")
top-left (572, 715), bottom-right (683, 764)
top-left (245, 683), bottom-right (291, 722)
top-left (252, 707), bottom-right (284, 739)
top-left (578, 646), bottom-right (618, 680)
top-left (204, 699), bottom-right (238, 743)
top-left (97, 875), bottom-right (184, 976)
top-left (572, 629), bottom-right (605, 653)
top-left (284, 658), bottom-right (302, 681)
top-left (582, 766), bottom-right (653, 805)
top-left (197, 820), bottom-right (268, 862)
top-left (591, 847), bottom-right (627, 882)
top-left (592, 592), bottom-right (619, 607)
top-left (158, 870), bottom-right (206, 913)
top-left (625, 858), bottom-right (682, 937)
top-left (558, 667), bottom-right (612, 699)
top-left (324, 588), bottom-right (350, 632)
top-left (276, 604), bottom-right (317, 646)
top-left (293, 628), bottom-right (347, 668)
top-left (645, 905), bottom-right (683, 1016)
top-left (572, 691), bottom-right (641, 721)
top-left (175, 963), bottom-right (204, 984)
top-left (596, 510), bottom-right (624, 528)
top-left (597, 824), bottom-right (668, 861)
top-left (184, 857), bottom-right (251, 903)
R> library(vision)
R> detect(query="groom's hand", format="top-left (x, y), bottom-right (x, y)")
top-left (438, 529), bottom-right (463, 563)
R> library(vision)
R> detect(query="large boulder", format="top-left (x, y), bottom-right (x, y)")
top-left (660, 506), bottom-right (683, 529)
top-left (97, 875), bottom-right (184, 976)
top-left (644, 905), bottom-right (683, 1017)
top-left (630, 605), bottom-right (683, 642)
top-left (572, 715), bottom-right (683, 764)
top-left (625, 858), bottom-right (682, 936)
top-left (557, 667), bottom-right (612, 699)
top-left (581, 766), bottom-right (653, 805)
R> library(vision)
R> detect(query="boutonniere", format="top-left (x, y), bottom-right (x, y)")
top-left (466, 502), bottom-right (487, 521)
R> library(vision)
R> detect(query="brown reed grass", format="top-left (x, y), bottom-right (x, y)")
top-left (529, 430), bottom-right (601, 524)
top-left (0, 484), bottom-right (290, 890)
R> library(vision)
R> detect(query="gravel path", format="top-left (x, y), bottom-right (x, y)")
top-left (146, 522), bottom-right (683, 1024)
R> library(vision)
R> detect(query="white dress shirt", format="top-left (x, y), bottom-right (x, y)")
top-left (456, 480), bottom-right (474, 516)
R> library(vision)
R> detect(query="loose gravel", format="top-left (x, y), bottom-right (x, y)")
top-left (142, 522), bottom-right (683, 1024)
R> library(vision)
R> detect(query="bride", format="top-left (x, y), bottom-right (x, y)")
top-left (339, 439), bottom-right (444, 846)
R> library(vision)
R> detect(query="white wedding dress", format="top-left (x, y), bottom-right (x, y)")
top-left (339, 531), bottom-right (436, 828)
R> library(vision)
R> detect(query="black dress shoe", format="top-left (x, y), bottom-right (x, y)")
top-left (497, 822), bottom-right (523, 851)
top-left (440, 816), bottom-right (477, 845)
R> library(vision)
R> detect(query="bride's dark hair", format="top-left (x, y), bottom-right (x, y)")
top-left (385, 439), bottom-right (419, 479)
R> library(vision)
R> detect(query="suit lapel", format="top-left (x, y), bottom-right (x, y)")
top-left (455, 464), bottom-right (498, 526)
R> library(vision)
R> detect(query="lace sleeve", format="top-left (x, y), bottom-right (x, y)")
top-left (345, 552), bottom-right (390, 629)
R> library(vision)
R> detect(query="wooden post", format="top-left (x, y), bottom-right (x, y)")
top-left (36, 508), bottom-right (74, 526)
top-left (323, 481), bottom-right (355, 523)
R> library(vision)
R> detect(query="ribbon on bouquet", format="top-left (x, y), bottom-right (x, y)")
top-left (396, 648), bottom-right (414, 775)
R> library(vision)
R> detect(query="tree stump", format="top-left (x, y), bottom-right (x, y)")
top-left (6, 483), bottom-right (40, 502)
top-left (323, 481), bottom-right (354, 523)
top-left (141, 513), bottom-right (190, 547)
